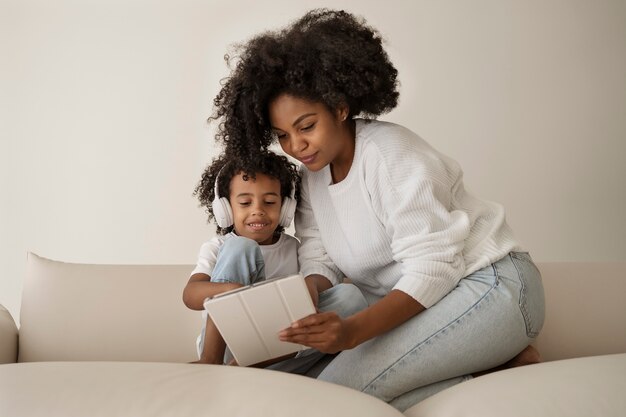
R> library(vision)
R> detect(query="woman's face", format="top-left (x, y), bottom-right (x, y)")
top-left (269, 94), bottom-right (352, 173)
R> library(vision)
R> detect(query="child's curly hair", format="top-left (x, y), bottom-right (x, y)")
top-left (194, 150), bottom-right (300, 235)
top-left (210, 8), bottom-right (399, 173)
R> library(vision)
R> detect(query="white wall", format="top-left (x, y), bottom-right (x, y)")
top-left (2, 0), bottom-right (625, 322)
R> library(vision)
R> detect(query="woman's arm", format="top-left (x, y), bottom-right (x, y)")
top-left (279, 289), bottom-right (424, 353)
top-left (345, 290), bottom-right (425, 347)
top-left (295, 169), bottom-right (345, 286)
top-left (182, 273), bottom-right (243, 310)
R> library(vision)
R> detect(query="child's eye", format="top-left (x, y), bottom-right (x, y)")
top-left (238, 201), bottom-right (251, 207)
top-left (265, 200), bottom-right (277, 205)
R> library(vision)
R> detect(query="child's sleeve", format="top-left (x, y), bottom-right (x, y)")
top-left (189, 236), bottom-right (224, 277)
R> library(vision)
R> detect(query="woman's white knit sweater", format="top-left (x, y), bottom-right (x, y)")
top-left (295, 119), bottom-right (522, 307)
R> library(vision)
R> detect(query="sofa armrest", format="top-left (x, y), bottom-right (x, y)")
top-left (0, 304), bottom-right (18, 364)
top-left (405, 354), bottom-right (626, 417)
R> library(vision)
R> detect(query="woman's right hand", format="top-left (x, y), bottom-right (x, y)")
top-left (282, 289), bottom-right (427, 353)
top-left (278, 311), bottom-right (357, 354)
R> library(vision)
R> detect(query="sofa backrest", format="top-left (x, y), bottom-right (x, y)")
top-left (19, 253), bottom-right (200, 363)
top-left (534, 262), bottom-right (626, 361)
top-left (18, 254), bottom-right (626, 364)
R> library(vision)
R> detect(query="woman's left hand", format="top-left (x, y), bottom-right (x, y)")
top-left (278, 311), bottom-right (355, 354)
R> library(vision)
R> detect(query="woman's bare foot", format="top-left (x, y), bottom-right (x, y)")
top-left (472, 345), bottom-right (541, 377)
top-left (504, 345), bottom-right (541, 368)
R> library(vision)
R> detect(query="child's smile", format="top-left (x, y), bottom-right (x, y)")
top-left (229, 172), bottom-right (282, 245)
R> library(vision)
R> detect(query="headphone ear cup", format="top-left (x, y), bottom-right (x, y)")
top-left (212, 197), bottom-right (233, 228)
top-left (279, 196), bottom-right (297, 227)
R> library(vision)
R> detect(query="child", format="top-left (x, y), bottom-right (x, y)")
top-left (184, 150), bottom-right (366, 369)
top-left (182, 150), bottom-right (302, 365)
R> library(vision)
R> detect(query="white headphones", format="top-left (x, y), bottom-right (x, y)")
top-left (212, 167), bottom-right (297, 229)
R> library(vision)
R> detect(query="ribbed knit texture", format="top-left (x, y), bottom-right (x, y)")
top-left (295, 119), bottom-right (521, 307)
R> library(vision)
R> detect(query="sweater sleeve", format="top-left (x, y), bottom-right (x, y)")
top-left (364, 133), bottom-right (470, 308)
top-left (294, 169), bottom-right (344, 286)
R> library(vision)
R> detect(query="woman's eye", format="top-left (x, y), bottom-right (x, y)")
top-left (275, 132), bottom-right (287, 140)
top-left (301, 123), bottom-right (314, 131)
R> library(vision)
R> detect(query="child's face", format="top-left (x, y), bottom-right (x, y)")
top-left (229, 172), bottom-right (282, 245)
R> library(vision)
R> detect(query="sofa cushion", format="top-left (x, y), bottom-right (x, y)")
top-left (404, 353), bottom-right (626, 417)
top-left (0, 361), bottom-right (404, 417)
top-left (19, 253), bottom-right (199, 362)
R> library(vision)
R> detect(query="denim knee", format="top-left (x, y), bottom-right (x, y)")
top-left (211, 235), bottom-right (266, 285)
top-left (318, 283), bottom-right (368, 318)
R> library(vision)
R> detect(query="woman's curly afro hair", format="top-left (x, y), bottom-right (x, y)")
top-left (194, 150), bottom-right (300, 235)
top-left (210, 8), bottom-right (399, 173)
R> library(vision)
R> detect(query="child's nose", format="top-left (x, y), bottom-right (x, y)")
top-left (251, 203), bottom-right (265, 215)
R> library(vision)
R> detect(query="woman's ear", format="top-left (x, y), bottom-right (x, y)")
top-left (336, 103), bottom-right (350, 121)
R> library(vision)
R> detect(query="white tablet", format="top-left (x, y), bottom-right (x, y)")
top-left (203, 274), bottom-right (315, 367)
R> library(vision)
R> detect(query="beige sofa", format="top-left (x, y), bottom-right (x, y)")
top-left (1, 253), bottom-right (625, 417)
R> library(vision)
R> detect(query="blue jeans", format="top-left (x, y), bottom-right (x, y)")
top-left (197, 235), bottom-right (369, 370)
top-left (316, 252), bottom-right (545, 411)
top-left (210, 235), bottom-right (267, 285)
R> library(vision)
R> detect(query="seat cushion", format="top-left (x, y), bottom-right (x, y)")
top-left (404, 353), bottom-right (626, 417)
top-left (0, 362), bottom-right (404, 417)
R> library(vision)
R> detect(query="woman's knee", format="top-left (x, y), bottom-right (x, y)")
top-left (318, 283), bottom-right (368, 318)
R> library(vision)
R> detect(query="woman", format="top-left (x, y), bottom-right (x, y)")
top-left (210, 8), bottom-right (545, 410)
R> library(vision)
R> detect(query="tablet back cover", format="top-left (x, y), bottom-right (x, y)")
top-left (203, 274), bottom-right (315, 366)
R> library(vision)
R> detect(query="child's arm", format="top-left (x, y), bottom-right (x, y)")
top-left (304, 274), bottom-right (333, 308)
top-left (182, 273), bottom-right (244, 310)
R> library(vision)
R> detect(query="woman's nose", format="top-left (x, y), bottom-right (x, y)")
top-left (293, 134), bottom-right (308, 152)
top-left (283, 134), bottom-right (307, 155)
